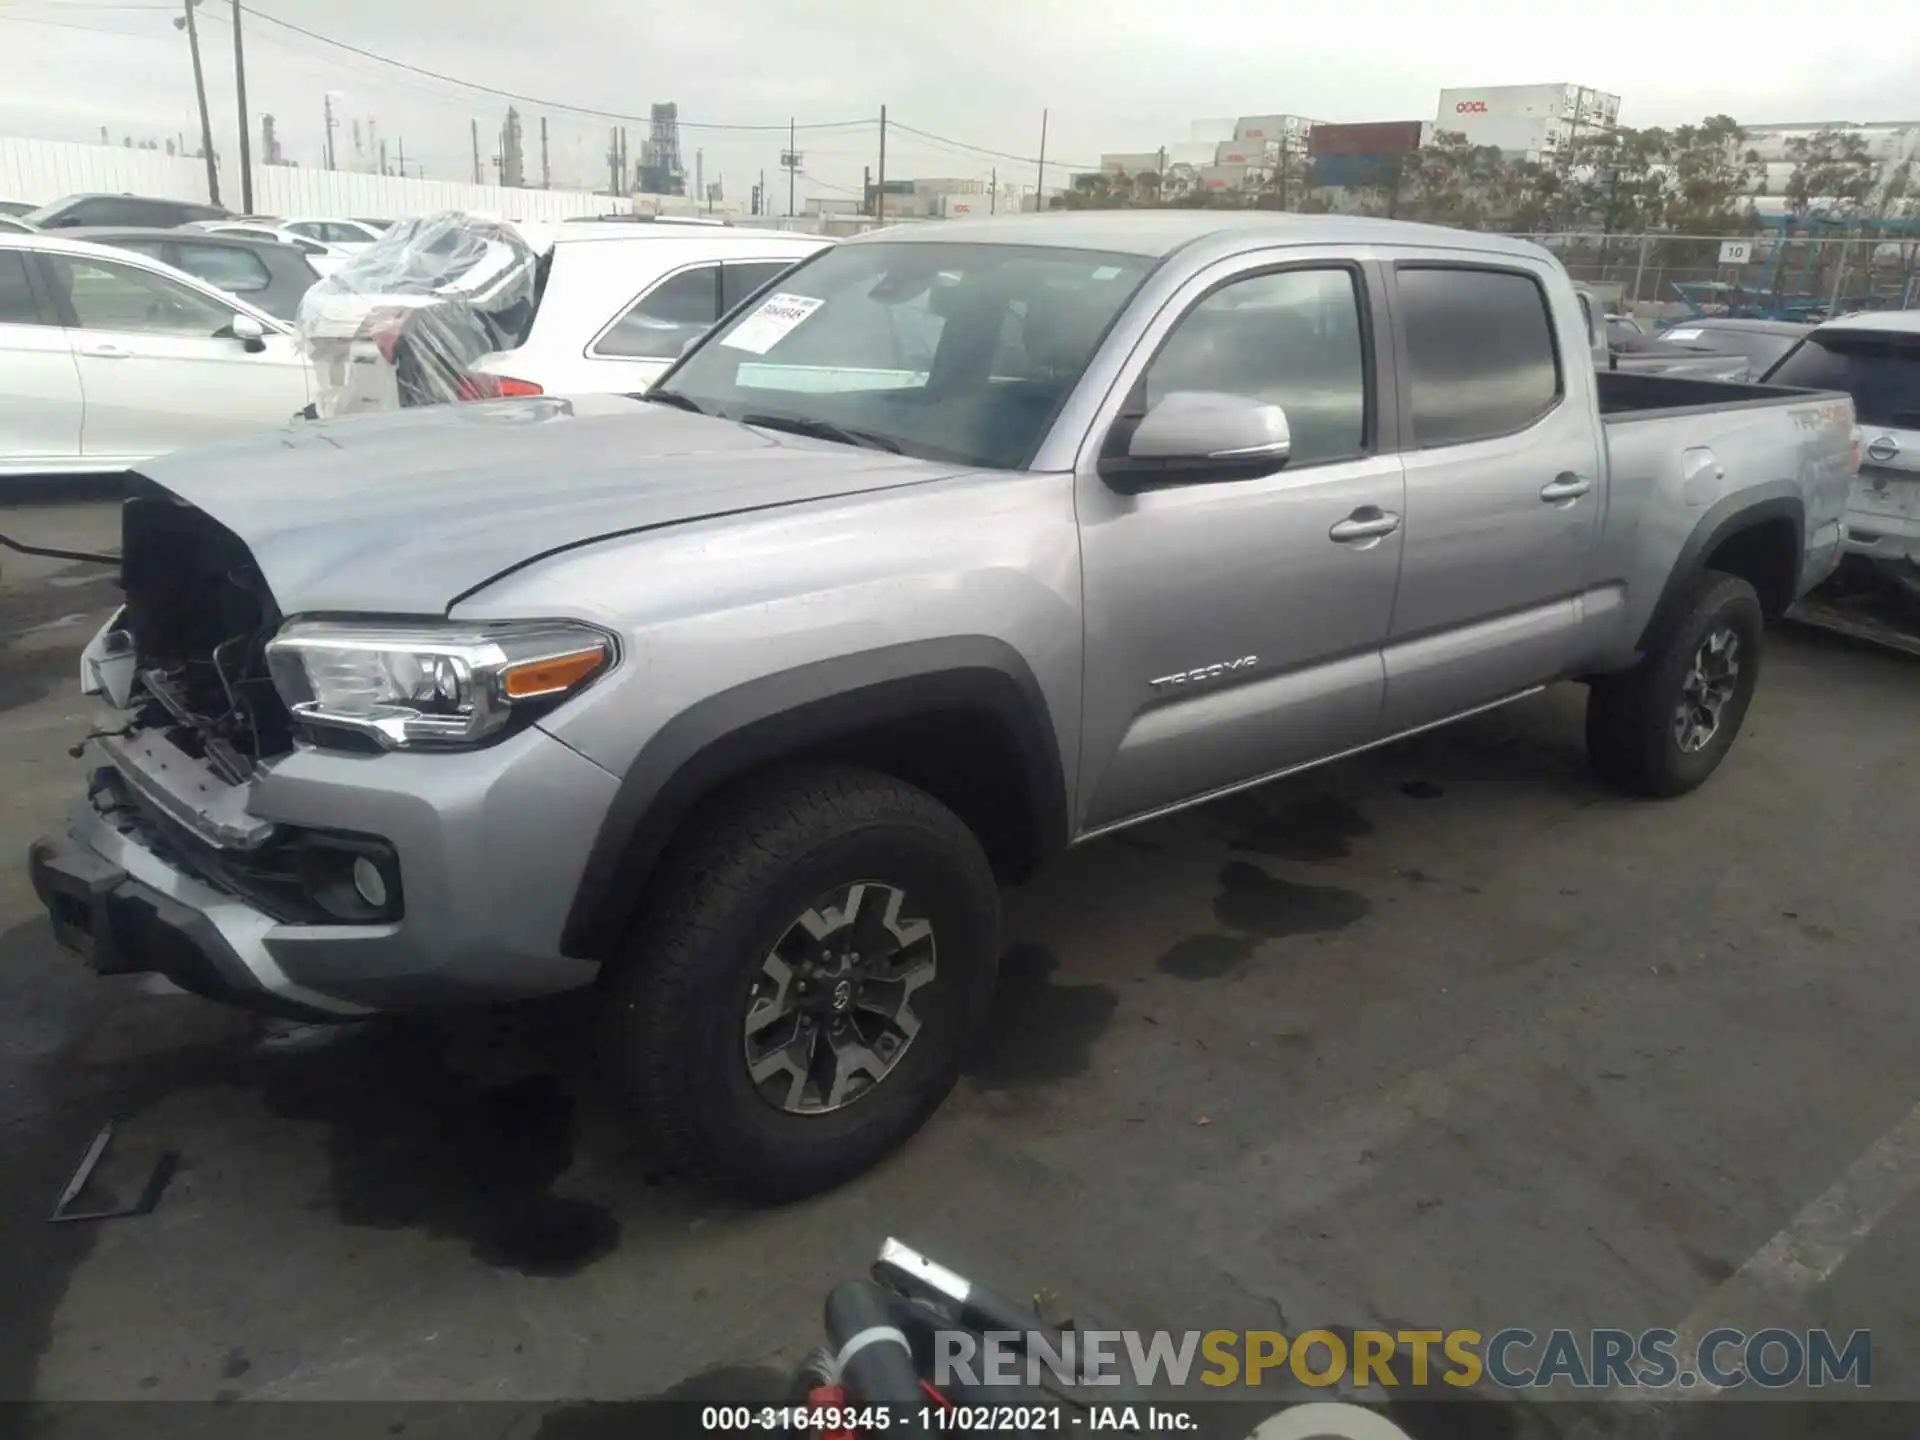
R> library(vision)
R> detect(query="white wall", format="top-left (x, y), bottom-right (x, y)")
top-left (0, 134), bottom-right (642, 221)
top-left (0, 136), bottom-right (209, 206)
top-left (251, 167), bottom-right (630, 222)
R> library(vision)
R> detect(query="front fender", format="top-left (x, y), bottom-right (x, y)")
top-left (555, 638), bottom-right (1069, 959)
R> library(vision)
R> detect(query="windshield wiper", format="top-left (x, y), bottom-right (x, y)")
top-left (642, 389), bottom-right (705, 414)
top-left (740, 413), bottom-right (902, 454)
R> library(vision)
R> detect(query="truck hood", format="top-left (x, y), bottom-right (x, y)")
top-left (133, 395), bottom-right (967, 614)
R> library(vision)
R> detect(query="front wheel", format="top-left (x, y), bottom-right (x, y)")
top-left (1586, 569), bottom-right (1764, 798)
top-left (602, 764), bottom-right (1000, 1200)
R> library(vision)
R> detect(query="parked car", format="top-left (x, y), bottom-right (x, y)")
top-left (0, 232), bottom-right (310, 477)
top-left (1765, 309), bottom-right (1920, 598)
top-left (31, 214), bottom-right (1855, 1199)
top-left (0, 215), bottom-right (36, 235)
top-left (458, 223), bottom-right (828, 399)
top-left (57, 226), bottom-right (321, 322)
top-left (23, 193), bottom-right (229, 229)
top-left (282, 218), bottom-right (387, 251)
top-left (194, 221), bottom-right (349, 276)
top-left (0, 200), bottom-right (39, 219)
top-left (295, 211), bottom-right (545, 415)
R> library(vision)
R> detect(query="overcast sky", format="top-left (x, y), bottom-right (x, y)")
top-left (4, 0), bottom-right (1919, 206)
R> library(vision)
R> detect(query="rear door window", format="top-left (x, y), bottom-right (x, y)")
top-left (1397, 266), bottom-right (1562, 446)
top-left (594, 264), bottom-right (720, 358)
top-left (1766, 333), bottom-right (1920, 428)
top-left (172, 242), bottom-right (272, 294)
top-left (0, 250), bottom-right (48, 324)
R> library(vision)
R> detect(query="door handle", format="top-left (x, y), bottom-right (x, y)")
top-left (1540, 472), bottom-right (1592, 502)
top-left (79, 343), bottom-right (129, 360)
top-left (1328, 509), bottom-right (1403, 545)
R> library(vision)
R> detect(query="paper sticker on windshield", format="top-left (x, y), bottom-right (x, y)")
top-left (1664, 328), bottom-right (1704, 340)
top-left (721, 293), bottom-right (825, 354)
top-left (1091, 265), bottom-right (1124, 280)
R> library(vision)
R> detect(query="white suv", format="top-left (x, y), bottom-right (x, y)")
top-left (1767, 310), bottom-right (1920, 596)
top-left (459, 224), bottom-right (829, 399)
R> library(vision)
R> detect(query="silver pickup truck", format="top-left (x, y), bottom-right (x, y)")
top-left (31, 214), bottom-right (1857, 1198)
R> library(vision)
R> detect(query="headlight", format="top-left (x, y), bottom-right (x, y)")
top-left (265, 620), bottom-right (615, 750)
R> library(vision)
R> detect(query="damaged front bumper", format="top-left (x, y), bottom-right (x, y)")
top-left (29, 719), bottom-right (619, 1017)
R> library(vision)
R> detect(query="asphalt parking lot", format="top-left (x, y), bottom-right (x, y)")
top-left (4, 494), bottom-right (1919, 1435)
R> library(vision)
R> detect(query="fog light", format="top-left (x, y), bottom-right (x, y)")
top-left (351, 855), bottom-right (389, 909)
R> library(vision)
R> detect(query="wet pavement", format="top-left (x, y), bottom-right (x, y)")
top-left (4, 496), bottom-right (1919, 1435)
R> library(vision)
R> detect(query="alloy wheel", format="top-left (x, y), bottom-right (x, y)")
top-left (1672, 627), bottom-right (1741, 754)
top-left (742, 882), bottom-right (937, 1114)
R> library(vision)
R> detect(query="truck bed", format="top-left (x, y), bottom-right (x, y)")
top-left (1596, 370), bottom-right (1830, 420)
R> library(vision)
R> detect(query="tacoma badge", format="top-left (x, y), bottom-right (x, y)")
top-left (1149, 655), bottom-right (1258, 690)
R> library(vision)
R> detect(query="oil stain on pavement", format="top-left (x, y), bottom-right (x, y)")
top-left (1217, 790), bottom-right (1375, 862)
top-left (1213, 860), bottom-right (1370, 938)
top-left (1156, 933), bottom-right (1259, 980)
top-left (967, 944), bottom-right (1117, 1090)
top-left (261, 1022), bottom-right (620, 1278)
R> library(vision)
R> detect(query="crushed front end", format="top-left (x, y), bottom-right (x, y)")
top-left (28, 483), bottom-right (614, 1018)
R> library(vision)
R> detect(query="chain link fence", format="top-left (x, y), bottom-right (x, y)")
top-left (1509, 232), bottom-right (1920, 321)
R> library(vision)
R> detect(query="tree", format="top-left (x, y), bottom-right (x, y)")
top-left (1663, 115), bottom-right (1762, 232)
top-left (1395, 130), bottom-right (1513, 228)
top-left (1785, 126), bottom-right (1877, 215)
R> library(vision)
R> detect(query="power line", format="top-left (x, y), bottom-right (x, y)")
top-left (798, 171), bottom-right (861, 195)
top-left (0, 12), bottom-right (160, 35)
top-left (229, 3), bottom-right (874, 132)
top-left (890, 119), bottom-right (1100, 172)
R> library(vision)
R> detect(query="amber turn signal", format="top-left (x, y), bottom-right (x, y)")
top-left (501, 646), bottom-right (608, 700)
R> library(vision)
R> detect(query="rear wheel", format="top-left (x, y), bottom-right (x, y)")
top-left (602, 764), bottom-right (1000, 1200)
top-left (1586, 570), bottom-right (1763, 798)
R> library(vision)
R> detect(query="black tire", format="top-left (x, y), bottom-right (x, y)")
top-left (602, 764), bottom-right (1000, 1200)
top-left (1586, 569), bottom-right (1764, 798)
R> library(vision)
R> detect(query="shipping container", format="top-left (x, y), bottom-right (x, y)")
top-left (1196, 163), bottom-right (1250, 191)
top-left (1214, 140), bottom-right (1273, 167)
top-left (1234, 114), bottom-right (1320, 144)
top-left (1308, 121), bottom-right (1427, 159)
top-left (1307, 154), bottom-right (1405, 190)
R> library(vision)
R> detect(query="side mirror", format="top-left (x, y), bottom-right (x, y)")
top-left (231, 313), bottom-right (268, 353)
top-left (1099, 390), bottom-right (1291, 490)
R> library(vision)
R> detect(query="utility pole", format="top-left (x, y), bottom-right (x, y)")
top-left (471, 118), bottom-right (481, 184)
top-left (1035, 108), bottom-right (1048, 213)
top-left (379, 139), bottom-right (388, 176)
top-left (876, 104), bottom-right (887, 223)
top-left (176, 0), bottom-right (220, 206)
top-left (540, 116), bottom-right (549, 188)
top-left (396, 137), bottom-right (406, 178)
top-left (788, 116), bottom-right (797, 218)
top-left (323, 93), bottom-right (336, 170)
top-left (863, 164), bottom-right (871, 216)
top-left (229, 0), bottom-right (251, 211)
top-left (991, 165), bottom-right (997, 214)
top-left (697, 148), bottom-right (705, 214)
top-left (758, 167), bottom-right (766, 218)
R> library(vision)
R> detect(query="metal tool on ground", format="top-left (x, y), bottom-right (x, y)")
top-left (49, 1121), bottom-right (180, 1224)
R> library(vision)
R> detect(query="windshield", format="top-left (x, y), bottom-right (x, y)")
top-left (656, 241), bottom-right (1156, 469)
top-left (1766, 331), bottom-right (1920, 428)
